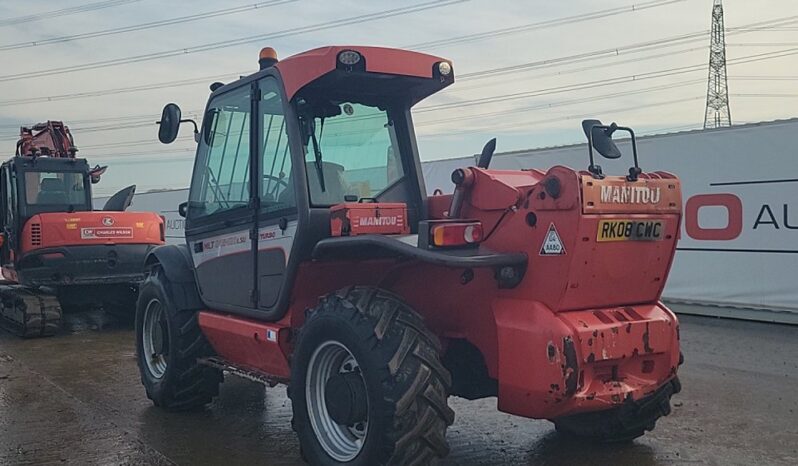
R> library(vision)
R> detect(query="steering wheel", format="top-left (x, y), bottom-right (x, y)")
top-left (263, 174), bottom-right (289, 199)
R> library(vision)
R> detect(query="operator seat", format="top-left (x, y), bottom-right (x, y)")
top-left (278, 161), bottom-right (348, 206)
top-left (36, 178), bottom-right (67, 204)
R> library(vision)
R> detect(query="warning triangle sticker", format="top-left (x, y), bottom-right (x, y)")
top-left (540, 223), bottom-right (566, 256)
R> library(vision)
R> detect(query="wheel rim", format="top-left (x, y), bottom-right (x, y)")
top-left (142, 298), bottom-right (168, 379)
top-left (306, 340), bottom-right (369, 462)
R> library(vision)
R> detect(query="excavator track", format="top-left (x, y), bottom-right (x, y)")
top-left (0, 285), bottom-right (62, 338)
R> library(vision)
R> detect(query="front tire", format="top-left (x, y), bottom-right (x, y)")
top-left (290, 286), bottom-right (454, 465)
top-left (135, 265), bottom-right (221, 410)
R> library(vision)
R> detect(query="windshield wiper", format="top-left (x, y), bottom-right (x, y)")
top-left (309, 118), bottom-right (326, 193)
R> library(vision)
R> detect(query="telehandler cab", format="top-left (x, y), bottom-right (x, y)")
top-left (140, 46), bottom-right (682, 465)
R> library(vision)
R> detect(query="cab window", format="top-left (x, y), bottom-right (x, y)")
top-left (189, 86), bottom-right (252, 218)
top-left (259, 78), bottom-right (294, 214)
top-left (299, 102), bottom-right (404, 206)
top-left (24, 171), bottom-right (87, 207)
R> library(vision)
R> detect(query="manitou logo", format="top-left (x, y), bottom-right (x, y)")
top-left (358, 216), bottom-right (399, 226)
top-left (600, 186), bottom-right (662, 205)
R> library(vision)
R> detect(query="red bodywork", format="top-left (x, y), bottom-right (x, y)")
top-left (20, 211), bottom-right (164, 254)
top-left (194, 45), bottom-right (683, 421)
top-left (330, 203), bottom-right (410, 237)
top-left (198, 165), bottom-right (683, 420)
top-left (274, 46), bottom-right (447, 101)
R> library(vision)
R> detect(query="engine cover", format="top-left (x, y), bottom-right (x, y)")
top-left (330, 202), bottom-right (410, 236)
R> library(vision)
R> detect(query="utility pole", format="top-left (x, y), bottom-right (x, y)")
top-left (704, 0), bottom-right (732, 128)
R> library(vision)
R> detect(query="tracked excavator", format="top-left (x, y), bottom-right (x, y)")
top-left (0, 121), bottom-right (164, 337)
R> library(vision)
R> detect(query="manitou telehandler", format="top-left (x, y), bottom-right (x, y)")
top-left (0, 121), bottom-right (165, 337)
top-left (139, 46), bottom-right (682, 464)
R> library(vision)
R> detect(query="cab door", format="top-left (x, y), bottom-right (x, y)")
top-left (0, 165), bottom-right (15, 267)
top-left (185, 85), bottom-right (257, 311)
top-left (255, 76), bottom-right (297, 311)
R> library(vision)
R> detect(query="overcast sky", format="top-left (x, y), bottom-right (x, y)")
top-left (1, 0), bottom-right (797, 196)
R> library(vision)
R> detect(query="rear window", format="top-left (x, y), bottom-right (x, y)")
top-left (25, 171), bottom-right (87, 206)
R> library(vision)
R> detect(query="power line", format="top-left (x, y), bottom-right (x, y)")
top-left (0, 0), bottom-right (468, 83)
top-left (0, 0), bottom-right (141, 27)
top-left (423, 96), bottom-right (705, 137)
top-left (420, 46), bottom-right (798, 113)
top-left (732, 93), bottom-right (798, 98)
top-left (731, 75), bottom-right (798, 81)
top-left (0, 71), bottom-right (245, 107)
top-left (4, 44), bottom-right (797, 142)
top-left (19, 80), bottom-right (702, 152)
top-left (407, 0), bottom-right (686, 49)
top-left (3, 11), bottom-right (796, 107)
top-left (0, 110), bottom-right (203, 130)
top-left (455, 31), bottom-right (708, 82)
top-left (415, 79), bottom-right (704, 127)
top-left (729, 42), bottom-right (798, 47)
top-left (0, 0), bottom-right (296, 51)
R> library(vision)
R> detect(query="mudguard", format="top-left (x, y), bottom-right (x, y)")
top-left (144, 244), bottom-right (203, 311)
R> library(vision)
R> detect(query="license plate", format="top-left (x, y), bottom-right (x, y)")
top-left (597, 220), bottom-right (664, 242)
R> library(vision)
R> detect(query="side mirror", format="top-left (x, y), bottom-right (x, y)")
top-left (476, 138), bottom-right (497, 169)
top-left (89, 164), bottom-right (107, 184)
top-left (582, 119), bottom-right (622, 159)
top-left (178, 201), bottom-right (188, 218)
top-left (158, 103), bottom-right (182, 144)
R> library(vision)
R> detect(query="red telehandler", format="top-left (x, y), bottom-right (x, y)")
top-left (0, 121), bottom-right (165, 337)
top-left (139, 46), bottom-right (682, 464)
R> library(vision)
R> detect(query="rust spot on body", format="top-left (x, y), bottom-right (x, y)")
top-left (547, 341), bottom-right (557, 361)
top-left (562, 337), bottom-right (579, 397)
top-left (643, 322), bottom-right (654, 353)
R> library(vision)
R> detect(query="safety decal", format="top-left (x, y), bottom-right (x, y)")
top-left (539, 223), bottom-right (566, 256)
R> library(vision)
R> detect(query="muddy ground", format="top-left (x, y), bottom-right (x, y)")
top-left (1, 305), bottom-right (796, 465)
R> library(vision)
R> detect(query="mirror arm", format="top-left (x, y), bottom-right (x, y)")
top-left (155, 118), bottom-right (199, 141)
top-left (616, 125), bottom-right (641, 181)
top-left (181, 118), bottom-right (199, 135)
top-left (586, 126), bottom-right (604, 179)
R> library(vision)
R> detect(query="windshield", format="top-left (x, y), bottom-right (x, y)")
top-left (301, 102), bottom-right (404, 206)
top-left (24, 171), bottom-right (88, 207)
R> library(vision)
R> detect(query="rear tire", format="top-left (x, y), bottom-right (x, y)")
top-left (290, 286), bottom-right (454, 465)
top-left (553, 378), bottom-right (681, 442)
top-left (135, 265), bottom-right (221, 410)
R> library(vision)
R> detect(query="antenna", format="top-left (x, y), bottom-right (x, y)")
top-left (703, 0), bottom-right (732, 129)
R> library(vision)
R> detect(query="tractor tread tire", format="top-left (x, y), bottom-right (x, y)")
top-left (290, 286), bottom-right (454, 466)
top-left (136, 266), bottom-right (221, 411)
top-left (553, 377), bottom-right (681, 442)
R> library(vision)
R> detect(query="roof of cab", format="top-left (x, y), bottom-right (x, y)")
top-left (274, 45), bottom-right (451, 100)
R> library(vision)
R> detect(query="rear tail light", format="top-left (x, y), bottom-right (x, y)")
top-left (430, 221), bottom-right (483, 248)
